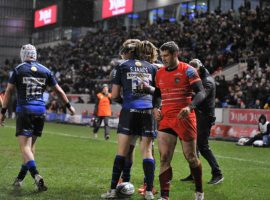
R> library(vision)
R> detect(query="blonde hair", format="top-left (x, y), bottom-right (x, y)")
top-left (140, 40), bottom-right (158, 63)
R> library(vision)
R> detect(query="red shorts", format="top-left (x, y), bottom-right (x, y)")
top-left (158, 114), bottom-right (197, 141)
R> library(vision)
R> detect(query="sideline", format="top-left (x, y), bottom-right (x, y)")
top-left (4, 125), bottom-right (269, 166)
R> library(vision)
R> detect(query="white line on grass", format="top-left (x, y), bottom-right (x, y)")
top-left (5, 125), bottom-right (269, 165)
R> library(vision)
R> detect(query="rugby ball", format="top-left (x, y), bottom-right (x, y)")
top-left (116, 182), bottom-right (135, 197)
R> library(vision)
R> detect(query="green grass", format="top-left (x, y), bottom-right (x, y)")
top-left (0, 119), bottom-right (270, 200)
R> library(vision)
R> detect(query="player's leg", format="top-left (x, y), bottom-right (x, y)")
top-left (158, 130), bottom-right (177, 200)
top-left (30, 114), bottom-right (47, 191)
top-left (101, 109), bottom-right (133, 199)
top-left (120, 135), bottom-right (138, 183)
top-left (103, 116), bottom-right (110, 140)
top-left (181, 139), bottom-right (203, 199)
top-left (101, 133), bottom-right (132, 199)
top-left (197, 114), bottom-right (223, 184)
top-left (13, 136), bottom-right (31, 188)
top-left (13, 113), bottom-right (33, 188)
top-left (140, 136), bottom-right (155, 200)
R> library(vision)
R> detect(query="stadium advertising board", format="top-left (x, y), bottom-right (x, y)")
top-left (229, 109), bottom-right (270, 125)
top-left (211, 125), bottom-right (258, 139)
top-left (102, 0), bottom-right (133, 19)
top-left (34, 5), bottom-right (57, 28)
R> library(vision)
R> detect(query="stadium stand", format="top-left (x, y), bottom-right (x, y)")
top-left (1, 5), bottom-right (269, 108)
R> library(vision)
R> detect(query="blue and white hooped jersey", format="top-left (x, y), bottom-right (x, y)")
top-left (111, 59), bottom-right (157, 109)
top-left (9, 61), bottom-right (57, 114)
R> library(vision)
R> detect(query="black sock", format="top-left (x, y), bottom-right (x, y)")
top-left (26, 160), bottom-right (39, 179)
top-left (143, 158), bottom-right (155, 191)
top-left (111, 155), bottom-right (125, 189)
top-left (121, 160), bottom-right (133, 182)
top-left (17, 164), bottom-right (28, 180)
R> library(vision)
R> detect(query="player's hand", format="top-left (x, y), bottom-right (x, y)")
top-left (137, 81), bottom-right (154, 94)
top-left (68, 106), bottom-right (76, 116)
top-left (153, 108), bottom-right (163, 121)
top-left (178, 106), bottom-right (191, 119)
top-left (0, 113), bottom-right (5, 126)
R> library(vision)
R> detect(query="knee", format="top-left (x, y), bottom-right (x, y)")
top-left (160, 154), bottom-right (171, 166)
top-left (186, 154), bottom-right (199, 168)
top-left (21, 146), bottom-right (32, 155)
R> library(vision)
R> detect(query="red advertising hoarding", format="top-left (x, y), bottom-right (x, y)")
top-left (34, 5), bottom-right (57, 28)
top-left (102, 0), bottom-right (133, 19)
top-left (229, 109), bottom-right (270, 125)
top-left (210, 125), bottom-right (258, 139)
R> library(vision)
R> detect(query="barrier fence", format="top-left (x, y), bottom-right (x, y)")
top-left (46, 106), bottom-right (270, 140)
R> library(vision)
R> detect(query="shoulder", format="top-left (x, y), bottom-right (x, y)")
top-left (35, 62), bottom-right (51, 73)
top-left (142, 61), bottom-right (157, 70)
top-left (119, 60), bottom-right (131, 67)
top-left (156, 67), bottom-right (165, 74)
top-left (183, 63), bottom-right (197, 78)
top-left (15, 62), bottom-right (26, 70)
top-left (205, 75), bottom-right (215, 84)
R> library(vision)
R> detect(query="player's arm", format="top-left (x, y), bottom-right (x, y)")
top-left (0, 96), bottom-right (2, 107)
top-left (93, 95), bottom-right (99, 116)
top-left (0, 83), bottom-right (15, 125)
top-left (190, 81), bottom-right (206, 109)
top-left (52, 84), bottom-right (75, 115)
top-left (178, 81), bottom-right (206, 118)
top-left (111, 84), bottom-right (123, 104)
top-left (152, 87), bottom-right (162, 121)
top-left (203, 78), bottom-right (214, 99)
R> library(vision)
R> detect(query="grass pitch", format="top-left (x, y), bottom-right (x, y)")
top-left (0, 119), bottom-right (269, 200)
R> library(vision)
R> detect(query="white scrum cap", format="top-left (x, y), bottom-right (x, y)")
top-left (20, 44), bottom-right (37, 62)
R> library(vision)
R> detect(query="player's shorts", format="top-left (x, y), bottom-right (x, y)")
top-left (158, 114), bottom-right (197, 142)
top-left (16, 112), bottom-right (45, 137)
top-left (117, 108), bottom-right (157, 138)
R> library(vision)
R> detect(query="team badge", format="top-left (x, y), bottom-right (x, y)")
top-left (31, 66), bottom-right (37, 72)
top-left (175, 77), bottom-right (180, 83)
top-left (135, 61), bottom-right (142, 67)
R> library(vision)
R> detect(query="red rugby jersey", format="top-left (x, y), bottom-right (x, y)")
top-left (155, 62), bottom-right (201, 118)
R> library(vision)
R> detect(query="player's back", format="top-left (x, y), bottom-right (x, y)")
top-left (10, 61), bottom-right (56, 114)
top-left (113, 59), bottom-right (156, 109)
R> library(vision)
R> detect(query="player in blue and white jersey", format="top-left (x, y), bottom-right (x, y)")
top-left (0, 44), bottom-right (75, 191)
top-left (101, 39), bottom-right (157, 200)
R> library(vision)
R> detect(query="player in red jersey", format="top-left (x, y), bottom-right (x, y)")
top-left (153, 41), bottom-right (206, 200)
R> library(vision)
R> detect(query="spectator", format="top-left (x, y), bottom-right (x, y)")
top-left (242, 114), bottom-right (270, 146)
top-left (76, 96), bottom-right (85, 104)
top-left (93, 84), bottom-right (112, 140)
top-left (252, 99), bottom-right (261, 109)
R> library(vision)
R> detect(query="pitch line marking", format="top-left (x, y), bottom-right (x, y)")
top-left (4, 125), bottom-right (269, 166)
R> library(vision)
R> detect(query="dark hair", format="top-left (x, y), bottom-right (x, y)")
top-left (159, 41), bottom-right (179, 54)
top-left (259, 114), bottom-right (266, 123)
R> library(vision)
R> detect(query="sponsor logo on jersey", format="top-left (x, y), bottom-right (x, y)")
top-left (135, 61), bottom-right (142, 67)
top-left (31, 66), bottom-right (37, 72)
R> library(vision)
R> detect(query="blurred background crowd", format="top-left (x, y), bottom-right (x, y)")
top-left (0, 1), bottom-right (269, 115)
